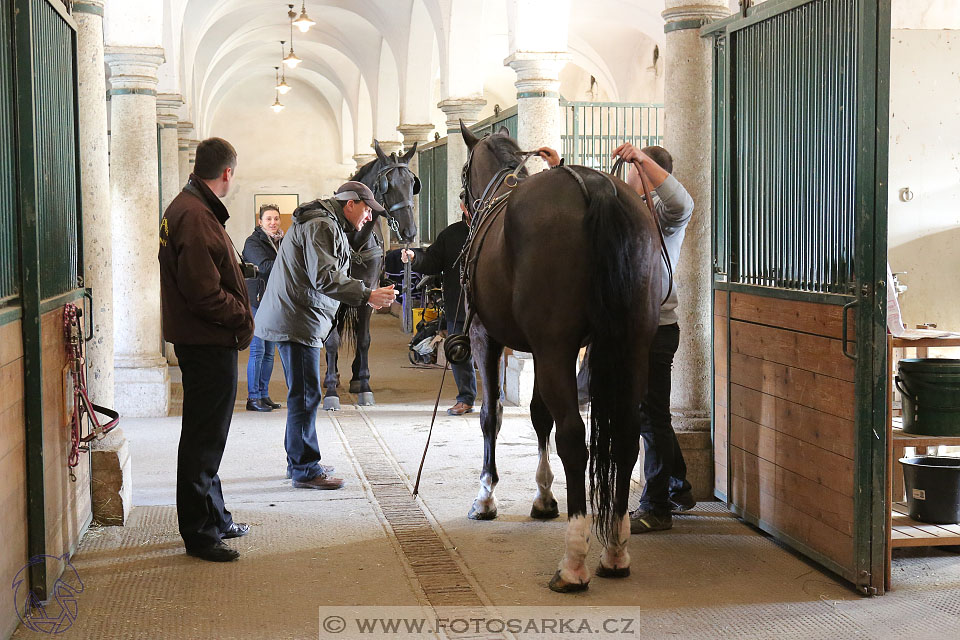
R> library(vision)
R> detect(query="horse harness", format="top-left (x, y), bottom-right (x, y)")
top-left (372, 160), bottom-right (420, 237)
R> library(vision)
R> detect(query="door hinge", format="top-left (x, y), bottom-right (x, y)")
top-left (861, 282), bottom-right (872, 297)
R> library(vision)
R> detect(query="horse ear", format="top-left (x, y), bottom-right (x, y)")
top-left (373, 139), bottom-right (390, 163)
top-left (496, 126), bottom-right (510, 137)
top-left (460, 119), bottom-right (480, 149)
top-left (401, 141), bottom-right (418, 162)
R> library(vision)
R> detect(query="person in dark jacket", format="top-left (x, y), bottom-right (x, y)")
top-left (159, 137), bottom-right (254, 563)
top-left (255, 181), bottom-right (397, 490)
top-left (400, 195), bottom-right (476, 416)
top-left (242, 204), bottom-right (284, 412)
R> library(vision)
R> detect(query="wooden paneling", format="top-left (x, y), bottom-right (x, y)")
top-left (0, 319), bottom-right (25, 640)
top-left (715, 290), bottom-right (729, 318)
top-left (731, 320), bottom-right (855, 382)
top-left (729, 384), bottom-right (855, 460)
top-left (715, 314), bottom-right (729, 374)
top-left (730, 292), bottom-right (852, 340)
top-left (730, 352), bottom-right (855, 421)
top-left (726, 297), bottom-right (858, 574)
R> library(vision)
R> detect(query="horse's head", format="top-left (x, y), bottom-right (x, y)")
top-left (368, 140), bottom-right (420, 243)
top-left (460, 121), bottom-right (528, 216)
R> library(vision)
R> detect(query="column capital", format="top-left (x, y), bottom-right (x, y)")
top-left (104, 46), bottom-right (164, 94)
top-left (397, 123), bottom-right (435, 145)
top-left (177, 121), bottom-right (195, 147)
top-left (156, 93), bottom-right (182, 127)
top-left (376, 140), bottom-right (404, 156)
top-left (73, 0), bottom-right (105, 16)
top-left (505, 52), bottom-right (568, 99)
top-left (438, 97), bottom-right (486, 134)
top-left (662, 3), bottom-right (729, 25)
top-left (353, 153), bottom-right (376, 170)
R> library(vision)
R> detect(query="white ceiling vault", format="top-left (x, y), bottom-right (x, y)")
top-left (156, 0), bottom-right (668, 158)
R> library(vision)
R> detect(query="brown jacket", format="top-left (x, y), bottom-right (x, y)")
top-left (159, 175), bottom-right (254, 349)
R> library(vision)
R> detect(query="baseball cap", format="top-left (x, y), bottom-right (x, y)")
top-left (334, 181), bottom-right (385, 212)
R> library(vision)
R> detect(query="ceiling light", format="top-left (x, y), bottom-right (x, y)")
top-left (275, 66), bottom-right (291, 95)
top-left (271, 92), bottom-right (285, 113)
top-left (293, 0), bottom-right (315, 33)
top-left (284, 8), bottom-right (302, 68)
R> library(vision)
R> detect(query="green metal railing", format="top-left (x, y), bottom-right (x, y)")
top-left (723, 0), bottom-right (858, 294)
top-left (0, 9), bottom-right (18, 304)
top-left (416, 142), bottom-right (448, 244)
top-left (561, 101), bottom-right (664, 173)
top-left (32, 0), bottom-right (81, 299)
top-left (471, 104), bottom-right (518, 140)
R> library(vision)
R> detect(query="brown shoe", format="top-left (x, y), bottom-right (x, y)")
top-left (447, 402), bottom-right (475, 416)
top-left (293, 473), bottom-right (345, 490)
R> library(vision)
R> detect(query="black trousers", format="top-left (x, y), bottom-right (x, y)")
top-left (174, 344), bottom-right (237, 550)
top-left (637, 323), bottom-right (692, 514)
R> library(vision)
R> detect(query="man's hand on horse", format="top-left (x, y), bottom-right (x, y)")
top-left (368, 285), bottom-right (397, 309)
top-left (535, 147), bottom-right (561, 168)
top-left (400, 249), bottom-right (415, 264)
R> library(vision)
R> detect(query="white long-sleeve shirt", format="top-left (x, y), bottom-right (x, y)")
top-left (649, 174), bottom-right (694, 326)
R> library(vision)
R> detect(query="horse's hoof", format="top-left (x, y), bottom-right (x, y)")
top-left (468, 504), bottom-right (498, 520)
top-left (530, 502), bottom-right (560, 520)
top-left (349, 381), bottom-right (363, 394)
top-left (357, 392), bottom-right (375, 406)
top-left (323, 396), bottom-right (341, 411)
top-left (548, 571), bottom-right (589, 593)
top-left (595, 564), bottom-right (630, 579)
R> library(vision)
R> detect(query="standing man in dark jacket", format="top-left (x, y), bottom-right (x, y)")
top-left (400, 195), bottom-right (476, 415)
top-left (242, 204), bottom-right (284, 412)
top-left (255, 181), bottom-right (397, 489)
top-left (159, 137), bottom-right (254, 562)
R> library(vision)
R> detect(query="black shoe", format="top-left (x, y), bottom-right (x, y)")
top-left (186, 541), bottom-right (240, 562)
top-left (221, 522), bottom-right (250, 539)
top-left (669, 491), bottom-right (696, 513)
top-left (629, 509), bottom-right (672, 534)
top-left (246, 398), bottom-right (272, 412)
top-left (262, 396), bottom-right (281, 409)
top-left (286, 464), bottom-right (335, 480)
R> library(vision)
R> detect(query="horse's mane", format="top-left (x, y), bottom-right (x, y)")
top-left (485, 134), bottom-right (529, 179)
top-left (350, 158), bottom-right (379, 183)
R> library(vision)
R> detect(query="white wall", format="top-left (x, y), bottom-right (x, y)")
top-left (207, 78), bottom-right (355, 250)
top-left (887, 29), bottom-right (960, 329)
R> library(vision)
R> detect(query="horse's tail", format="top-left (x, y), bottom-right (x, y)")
top-left (584, 175), bottom-right (646, 546)
top-left (339, 304), bottom-right (361, 353)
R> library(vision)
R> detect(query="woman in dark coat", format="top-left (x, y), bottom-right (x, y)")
top-left (242, 204), bottom-right (284, 411)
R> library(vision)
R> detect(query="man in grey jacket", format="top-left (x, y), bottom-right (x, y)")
top-left (255, 181), bottom-right (397, 489)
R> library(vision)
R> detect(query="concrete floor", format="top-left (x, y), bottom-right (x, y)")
top-left (15, 313), bottom-right (960, 639)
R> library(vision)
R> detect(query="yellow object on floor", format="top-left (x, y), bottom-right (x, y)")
top-left (412, 307), bottom-right (439, 329)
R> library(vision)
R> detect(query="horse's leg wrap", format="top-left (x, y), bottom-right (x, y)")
top-left (597, 514), bottom-right (631, 578)
top-left (549, 514), bottom-right (592, 592)
top-left (468, 472), bottom-right (498, 520)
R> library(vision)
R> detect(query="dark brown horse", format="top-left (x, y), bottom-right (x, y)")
top-left (458, 122), bottom-right (661, 592)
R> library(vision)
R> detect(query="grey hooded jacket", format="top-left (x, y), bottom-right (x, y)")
top-left (253, 198), bottom-right (372, 347)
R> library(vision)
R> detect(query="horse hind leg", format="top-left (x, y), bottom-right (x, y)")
top-left (530, 382), bottom-right (559, 520)
top-left (322, 327), bottom-right (341, 411)
top-left (468, 324), bottom-right (504, 521)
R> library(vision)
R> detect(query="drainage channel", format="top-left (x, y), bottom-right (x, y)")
top-left (328, 406), bottom-right (488, 609)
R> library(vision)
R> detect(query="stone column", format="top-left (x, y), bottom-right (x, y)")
top-left (156, 94), bottom-right (182, 211)
top-left (187, 139), bottom-right (199, 172)
top-left (504, 52), bottom-right (568, 174)
top-left (105, 46), bottom-right (170, 418)
top-left (74, 0), bottom-right (114, 409)
top-left (377, 140), bottom-right (403, 156)
top-left (177, 121), bottom-right (194, 187)
top-left (438, 98), bottom-right (485, 227)
top-left (353, 152), bottom-right (376, 171)
top-left (663, 0), bottom-right (729, 498)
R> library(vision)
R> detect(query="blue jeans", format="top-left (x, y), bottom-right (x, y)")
top-left (246, 305), bottom-right (276, 399)
top-left (277, 341), bottom-right (325, 482)
top-left (448, 320), bottom-right (477, 405)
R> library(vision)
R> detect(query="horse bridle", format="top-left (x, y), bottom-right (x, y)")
top-left (373, 161), bottom-right (420, 235)
top-left (461, 136), bottom-right (537, 219)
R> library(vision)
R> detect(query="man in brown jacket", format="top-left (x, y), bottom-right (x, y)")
top-left (159, 137), bottom-right (254, 562)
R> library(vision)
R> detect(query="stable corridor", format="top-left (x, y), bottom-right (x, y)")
top-left (14, 314), bottom-right (960, 639)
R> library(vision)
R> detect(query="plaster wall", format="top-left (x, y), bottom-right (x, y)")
top-left (887, 29), bottom-right (960, 331)
top-left (208, 79), bottom-right (355, 251)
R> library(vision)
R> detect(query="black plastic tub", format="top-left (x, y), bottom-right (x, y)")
top-left (899, 456), bottom-right (960, 524)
